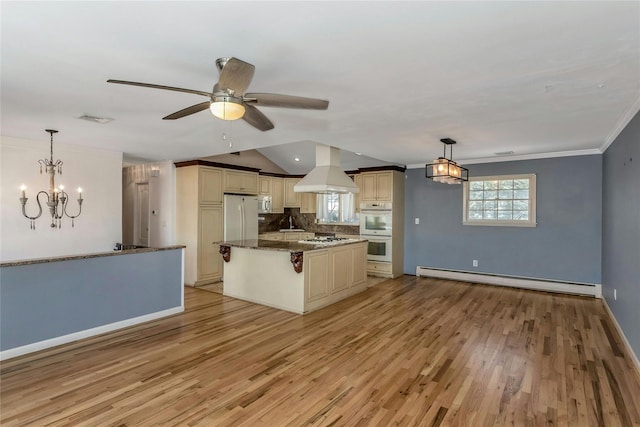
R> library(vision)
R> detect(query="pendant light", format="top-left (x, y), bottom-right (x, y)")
top-left (426, 138), bottom-right (469, 184)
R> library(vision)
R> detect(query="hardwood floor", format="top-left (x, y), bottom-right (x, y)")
top-left (2, 276), bottom-right (639, 426)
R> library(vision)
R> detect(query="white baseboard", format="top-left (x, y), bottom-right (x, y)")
top-left (0, 306), bottom-right (184, 361)
top-left (601, 297), bottom-right (640, 378)
top-left (415, 266), bottom-right (601, 298)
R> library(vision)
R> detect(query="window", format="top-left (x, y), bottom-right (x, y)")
top-left (316, 193), bottom-right (359, 224)
top-left (463, 173), bottom-right (536, 227)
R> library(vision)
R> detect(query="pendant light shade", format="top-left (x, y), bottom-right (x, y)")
top-left (426, 138), bottom-right (469, 184)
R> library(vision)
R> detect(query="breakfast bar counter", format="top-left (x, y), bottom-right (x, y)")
top-left (219, 239), bottom-right (368, 314)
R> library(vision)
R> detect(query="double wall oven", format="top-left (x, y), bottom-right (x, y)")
top-left (359, 203), bottom-right (392, 262)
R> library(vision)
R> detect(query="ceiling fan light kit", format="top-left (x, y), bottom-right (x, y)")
top-left (426, 138), bottom-right (469, 184)
top-left (209, 95), bottom-right (245, 120)
top-left (108, 56), bottom-right (329, 131)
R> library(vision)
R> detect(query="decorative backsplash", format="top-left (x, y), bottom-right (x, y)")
top-left (258, 208), bottom-right (359, 236)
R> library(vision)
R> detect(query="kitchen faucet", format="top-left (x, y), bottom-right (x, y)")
top-left (289, 216), bottom-right (293, 229)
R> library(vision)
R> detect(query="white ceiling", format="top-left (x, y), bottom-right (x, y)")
top-left (2, 1), bottom-right (639, 173)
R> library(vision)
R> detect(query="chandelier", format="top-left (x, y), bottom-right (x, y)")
top-left (426, 138), bottom-right (469, 184)
top-left (19, 129), bottom-right (84, 229)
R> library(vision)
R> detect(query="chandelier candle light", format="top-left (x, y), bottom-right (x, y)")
top-left (426, 138), bottom-right (469, 184)
top-left (19, 129), bottom-right (84, 229)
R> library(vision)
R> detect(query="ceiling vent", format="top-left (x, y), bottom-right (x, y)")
top-left (294, 144), bottom-right (360, 194)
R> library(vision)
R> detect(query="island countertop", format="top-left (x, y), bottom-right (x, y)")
top-left (218, 239), bottom-right (366, 252)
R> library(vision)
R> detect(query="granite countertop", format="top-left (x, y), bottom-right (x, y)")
top-left (0, 245), bottom-right (186, 268)
top-left (219, 239), bottom-right (367, 252)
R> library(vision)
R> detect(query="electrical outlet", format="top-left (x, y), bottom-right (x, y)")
top-left (614, 289), bottom-right (617, 300)
top-left (415, 218), bottom-right (420, 225)
top-left (473, 260), bottom-right (478, 267)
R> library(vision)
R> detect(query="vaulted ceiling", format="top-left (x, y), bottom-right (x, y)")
top-left (2, 2), bottom-right (639, 173)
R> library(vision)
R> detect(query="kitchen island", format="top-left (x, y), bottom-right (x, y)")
top-left (219, 239), bottom-right (367, 314)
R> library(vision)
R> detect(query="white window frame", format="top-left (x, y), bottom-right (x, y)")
top-left (316, 192), bottom-right (359, 225)
top-left (463, 173), bottom-right (537, 227)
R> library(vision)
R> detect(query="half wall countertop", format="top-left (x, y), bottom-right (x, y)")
top-left (0, 245), bottom-right (186, 268)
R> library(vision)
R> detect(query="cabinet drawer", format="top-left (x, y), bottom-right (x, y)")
top-left (367, 261), bottom-right (392, 273)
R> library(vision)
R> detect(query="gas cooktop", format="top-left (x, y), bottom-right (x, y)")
top-left (297, 237), bottom-right (360, 246)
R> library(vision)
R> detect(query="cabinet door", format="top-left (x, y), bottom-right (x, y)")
top-left (283, 232), bottom-right (301, 241)
top-left (360, 173), bottom-right (378, 202)
top-left (259, 176), bottom-right (271, 195)
top-left (330, 246), bottom-right (352, 294)
top-left (271, 177), bottom-right (285, 213)
top-left (353, 174), bottom-right (363, 212)
top-left (223, 170), bottom-right (258, 194)
top-left (199, 168), bottom-right (223, 204)
top-left (300, 193), bottom-right (317, 214)
top-left (284, 178), bottom-right (301, 207)
top-left (198, 205), bottom-right (223, 281)
top-left (375, 172), bottom-right (392, 202)
top-left (306, 251), bottom-right (329, 302)
top-left (351, 243), bottom-right (367, 286)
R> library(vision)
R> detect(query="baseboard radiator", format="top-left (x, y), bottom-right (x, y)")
top-left (415, 266), bottom-right (601, 298)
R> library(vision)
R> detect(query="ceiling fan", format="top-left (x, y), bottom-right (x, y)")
top-left (107, 57), bottom-right (329, 131)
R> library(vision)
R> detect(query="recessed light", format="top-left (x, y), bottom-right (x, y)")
top-left (294, 157), bottom-right (300, 162)
top-left (355, 152), bottom-right (362, 156)
top-left (77, 114), bottom-right (113, 124)
top-left (494, 151), bottom-right (514, 156)
top-left (598, 82), bottom-right (605, 88)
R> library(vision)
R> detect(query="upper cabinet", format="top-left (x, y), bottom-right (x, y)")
top-left (199, 167), bottom-right (223, 204)
top-left (284, 178), bottom-right (301, 208)
top-left (223, 170), bottom-right (258, 195)
top-left (360, 171), bottom-right (393, 202)
top-left (300, 192), bottom-right (316, 214)
top-left (259, 175), bottom-right (285, 213)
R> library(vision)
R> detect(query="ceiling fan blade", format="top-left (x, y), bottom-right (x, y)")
top-left (107, 79), bottom-right (211, 97)
top-left (163, 101), bottom-right (211, 120)
top-left (217, 58), bottom-right (255, 96)
top-left (244, 93), bottom-right (329, 110)
top-left (242, 103), bottom-right (274, 131)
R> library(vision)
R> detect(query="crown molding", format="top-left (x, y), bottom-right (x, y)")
top-left (405, 148), bottom-right (602, 169)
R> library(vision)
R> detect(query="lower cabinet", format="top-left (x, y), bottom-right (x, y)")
top-left (197, 205), bottom-right (223, 284)
top-left (304, 242), bottom-right (368, 311)
top-left (306, 250), bottom-right (330, 302)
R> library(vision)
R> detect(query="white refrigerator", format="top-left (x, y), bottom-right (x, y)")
top-left (223, 194), bottom-right (259, 241)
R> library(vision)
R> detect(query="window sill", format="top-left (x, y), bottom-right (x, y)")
top-left (463, 220), bottom-right (537, 227)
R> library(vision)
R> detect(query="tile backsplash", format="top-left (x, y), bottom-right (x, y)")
top-left (258, 208), bottom-right (359, 236)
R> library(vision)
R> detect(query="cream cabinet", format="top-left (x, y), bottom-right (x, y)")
top-left (199, 168), bottom-right (223, 204)
top-left (305, 250), bottom-right (330, 302)
top-left (176, 164), bottom-right (225, 286)
top-left (198, 205), bottom-right (223, 282)
top-left (259, 176), bottom-right (285, 213)
top-left (259, 232), bottom-right (283, 241)
top-left (300, 193), bottom-right (317, 214)
top-left (284, 178), bottom-right (301, 207)
top-left (353, 174), bottom-right (363, 212)
top-left (223, 169), bottom-right (258, 195)
top-left (271, 177), bottom-right (284, 213)
top-left (360, 171), bottom-right (392, 202)
top-left (259, 176), bottom-right (271, 195)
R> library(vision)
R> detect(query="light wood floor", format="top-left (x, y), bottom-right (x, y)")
top-left (2, 276), bottom-right (639, 426)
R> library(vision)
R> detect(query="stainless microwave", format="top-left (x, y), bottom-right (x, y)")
top-left (258, 195), bottom-right (272, 214)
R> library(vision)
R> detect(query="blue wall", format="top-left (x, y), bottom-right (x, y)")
top-left (404, 155), bottom-right (602, 284)
top-left (0, 249), bottom-right (183, 352)
top-left (602, 111), bottom-right (640, 357)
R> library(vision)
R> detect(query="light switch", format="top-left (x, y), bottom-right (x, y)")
top-left (415, 218), bottom-right (419, 224)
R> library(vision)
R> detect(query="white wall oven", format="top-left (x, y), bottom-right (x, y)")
top-left (364, 236), bottom-right (392, 262)
top-left (359, 203), bottom-right (392, 236)
top-left (360, 202), bottom-right (393, 262)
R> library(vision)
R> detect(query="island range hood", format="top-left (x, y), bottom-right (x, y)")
top-left (294, 144), bottom-right (360, 194)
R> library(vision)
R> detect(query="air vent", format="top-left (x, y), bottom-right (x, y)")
top-left (77, 114), bottom-right (113, 124)
top-left (494, 150), bottom-right (514, 156)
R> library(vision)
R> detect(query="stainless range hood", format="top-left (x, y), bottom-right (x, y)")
top-left (294, 144), bottom-right (360, 194)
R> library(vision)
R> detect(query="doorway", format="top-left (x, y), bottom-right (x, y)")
top-left (134, 182), bottom-right (149, 247)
